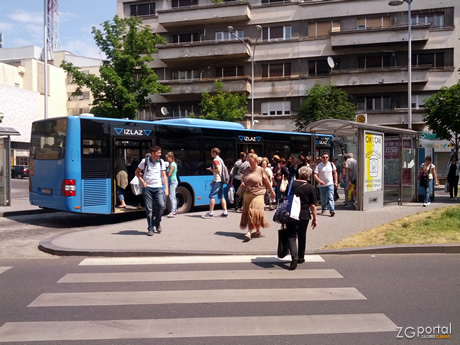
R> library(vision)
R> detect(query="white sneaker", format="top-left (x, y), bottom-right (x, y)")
top-left (201, 212), bottom-right (214, 219)
top-left (427, 202), bottom-right (431, 206)
top-left (423, 203), bottom-right (427, 207)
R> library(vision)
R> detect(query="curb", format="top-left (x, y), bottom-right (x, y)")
top-left (0, 208), bottom-right (57, 218)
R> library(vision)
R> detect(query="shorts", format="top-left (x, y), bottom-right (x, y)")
top-left (209, 181), bottom-right (224, 200)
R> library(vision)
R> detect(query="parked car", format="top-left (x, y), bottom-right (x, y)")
top-left (11, 165), bottom-right (29, 179)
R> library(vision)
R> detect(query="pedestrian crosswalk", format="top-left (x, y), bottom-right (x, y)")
top-left (0, 255), bottom-right (398, 343)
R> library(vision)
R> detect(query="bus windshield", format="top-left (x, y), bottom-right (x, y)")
top-left (30, 118), bottom-right (67, 160)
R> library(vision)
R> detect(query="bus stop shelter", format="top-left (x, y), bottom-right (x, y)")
top-left (305, 119), bottom-right (418, 211)
top-left (0, 126), bottom-right (20, 206)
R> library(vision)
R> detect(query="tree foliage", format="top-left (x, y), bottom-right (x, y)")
top-left (295, 82), bottom-right (356, 131)
top-left (61, 16), bottom-right (170, 119)
top-left (198, 81), bottom-right (247, 121)
top-left (423, 82), bottom-right (460, 154)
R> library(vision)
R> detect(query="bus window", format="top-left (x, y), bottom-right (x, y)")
top-left (30, 118), bottom-right (67, 160)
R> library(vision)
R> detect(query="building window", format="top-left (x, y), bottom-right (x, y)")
top-left (357, 16), bottom-right (390, 29)
top-left (171, 0), bottom-right (198, 8)
top-left (414, 52), bottom-right (444, 68)
top-left (261, 101), bottom-right (291, 116)
top-left (308, 21), bottom-right (339, 37)
top-left (412, 13), bottom-right (444, 27)
top-left (130, 2), bottom-right (155, 17)
top-left (172, 33), bottom-right (199, 44)
top-left (262, 63), bottom-right (291, 78)
top-left (215, 30), bottom-right (244, 41)
top-left (357, 96), bottom-right (392, 111)
top-left (308, 59), bottom-right (329, 76)
top-left (171, 70), bottom-right (200, 80)
top-left (173, 105), bottom-right (196, 118)
top-left (262, 25), bottom-right (291, 41)
top-left (215, 66), bottom-right (244, 78)
top-left (357, 55), bottom-right (392, 69)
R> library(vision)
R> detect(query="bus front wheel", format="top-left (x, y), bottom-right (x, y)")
top-left (176, 186), bottom-right (193, 214)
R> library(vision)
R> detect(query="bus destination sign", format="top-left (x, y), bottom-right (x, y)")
top-left (113, 128), bottom-right (152, 137)
top-left (238, 135), bottom-right (262, 143)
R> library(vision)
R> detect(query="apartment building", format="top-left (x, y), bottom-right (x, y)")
top-left (117, 0), bottom-right (459, 132)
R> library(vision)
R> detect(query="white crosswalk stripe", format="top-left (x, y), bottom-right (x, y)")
top-left (79, 255), bottom-right (325, 266)
top-left (0, 267), bottom-right (12, 275)
top-left (0, 314), bottom-right (397, 342)
top-left (58, 268), bottom-right (343, 283)
top-left (0, 255), bottom-right (399, 343)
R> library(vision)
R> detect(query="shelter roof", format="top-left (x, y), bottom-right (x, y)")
top-left (304, 119), bottom-right (417, 136)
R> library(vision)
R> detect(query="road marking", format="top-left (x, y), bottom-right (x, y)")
top-left (59, 269), bottom-right (343, 283)
top-left (79, 255), bottom-right (324, 266)
top-left (0, 267), bottom-right (12, 275)
top-left (0, 314), bottom-right (396, 342)
top-left (29, 287), bottom-right (365, 307)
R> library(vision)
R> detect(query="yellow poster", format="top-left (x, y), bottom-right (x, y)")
top-left (364, 131), bottom-right (383, 192)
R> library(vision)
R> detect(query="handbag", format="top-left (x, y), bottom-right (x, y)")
top-left (228, 186), bottom-right (235, 203)
top-left (273, 181), bottom-right (302, 224)
top-left (130, 176), bottom-right (143, 195)
top-left (444, 181), bottom-right (449, 193)
top-left (279, 176), bottom-right (288, 193)
top-left (277, 225), bottom-right (289, 258)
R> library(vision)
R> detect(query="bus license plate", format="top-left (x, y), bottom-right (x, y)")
top-left (42, 188), bottom-right (52, 195)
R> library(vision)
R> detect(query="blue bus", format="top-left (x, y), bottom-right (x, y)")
top-left (29, 115), bottom-right (333, 214)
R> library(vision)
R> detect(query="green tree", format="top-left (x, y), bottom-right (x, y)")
top-left (423, 82), bottom-right (460, 154)
top-left (61, 16), bottom-right (170, 119)
top-left (198, 81), bottom-right (247, 121)
top-left (295, 82), bottom-right (356, 131)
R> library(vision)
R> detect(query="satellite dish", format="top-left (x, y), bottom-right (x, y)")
top-left (327, 56), bottom-right (335, 69)
top-left (160, 107), bottom-right (169, 116)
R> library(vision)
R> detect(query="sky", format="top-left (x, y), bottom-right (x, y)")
top-left (0, 0), bottom-right (116, 58)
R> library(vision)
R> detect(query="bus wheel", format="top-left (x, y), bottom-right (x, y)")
top-left (176, 186), bottom-right (192, 214)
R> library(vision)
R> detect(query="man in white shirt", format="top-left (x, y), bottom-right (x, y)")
top-left (314, 152), bottom-right (338, 217)
top-left (135, 146), bottom-right (169, 236)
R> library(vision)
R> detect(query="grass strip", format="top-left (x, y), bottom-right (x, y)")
top-left (322, 205), bottom-right (460, 249)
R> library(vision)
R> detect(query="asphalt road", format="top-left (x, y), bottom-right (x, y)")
top-left (0, 254), bottom-right (458, 344)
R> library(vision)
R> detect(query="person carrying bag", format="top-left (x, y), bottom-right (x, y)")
top-left (283, 166), bottom-right (318, 270)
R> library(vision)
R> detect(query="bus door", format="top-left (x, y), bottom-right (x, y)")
top-left (112, 139), bottom-right (150, 212)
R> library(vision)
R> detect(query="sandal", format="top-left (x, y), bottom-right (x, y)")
top-left (252, 231), bottom-right (262, 238)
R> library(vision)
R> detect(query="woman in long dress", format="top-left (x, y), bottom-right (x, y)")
top-left (240, 153), bottom-right (276, 241)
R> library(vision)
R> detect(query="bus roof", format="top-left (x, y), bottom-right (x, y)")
top-left (43, 116), bottom-right (331, 138)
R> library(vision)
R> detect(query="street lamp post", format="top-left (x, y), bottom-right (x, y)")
top-left (228, 25), bottom-right (262, 129)
top-left (389, 0), bottom-right (413, 130)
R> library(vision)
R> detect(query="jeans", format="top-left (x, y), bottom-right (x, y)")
top-left (169, 180), bottom-right (178, 213)
top-left (116, 186), bottom-right (125, 202)
top-left (143, 187), bottom-right (165, 230)
top-left (447, 176), bottom-right (459, 198)
top-left (423, 180), bottom-right (432, 204)
top-left (319, 184), bottom-right (335, 212)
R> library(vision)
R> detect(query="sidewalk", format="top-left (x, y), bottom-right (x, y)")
top-left (2, 188), bottom-right (458, 257)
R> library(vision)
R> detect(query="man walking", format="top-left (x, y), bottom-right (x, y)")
top-left (202, 147), bottom-right (229, 219)
top-left (344, 153), bottom-right (358, 207)
top-left (135, 146), bottom-right (169, 236)
top-left (314, 152), bottom-right (338, 217)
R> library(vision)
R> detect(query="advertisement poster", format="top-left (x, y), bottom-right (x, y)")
top-left (364, 131), bottom-right (383, 192)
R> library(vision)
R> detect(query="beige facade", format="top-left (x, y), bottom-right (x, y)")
top-left (0, 47), bottom-right (97, 165)
top-left (117, 0), bottom-right (459, 131)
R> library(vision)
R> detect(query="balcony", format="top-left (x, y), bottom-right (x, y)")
top-left (157, 40), bottom-right (250, 64)
top-left (159, 77), bottom-right (250, 101)
top-left (331, 65), bottom-right (430, 88)
top-left (157, 2), bottom-right (251, 28)
top-left (331, 25), bottom-right (430, 49)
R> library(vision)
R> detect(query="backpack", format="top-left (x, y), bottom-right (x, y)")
top-left (216, 157), bottom-right (230, 184)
